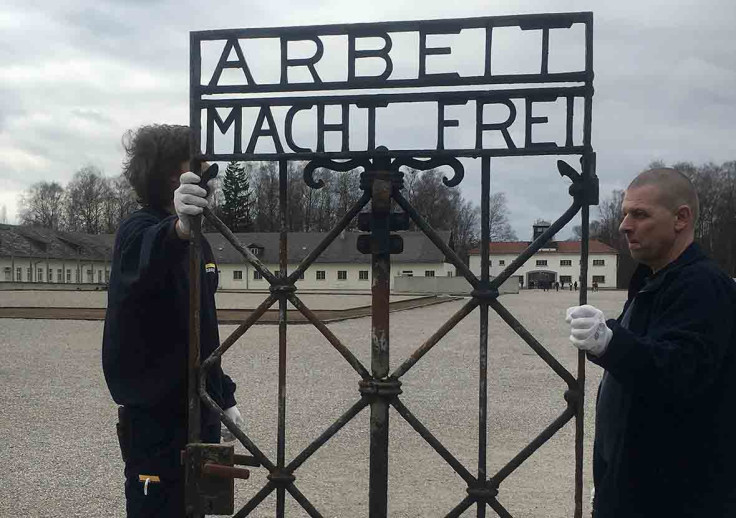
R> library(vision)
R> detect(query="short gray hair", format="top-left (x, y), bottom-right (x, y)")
top-left (628, 168), bottom-right (699, 224)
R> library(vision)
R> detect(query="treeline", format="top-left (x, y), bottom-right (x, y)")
top-left (574, 160), bottom-right (736, 280)
top-left (16, 161), bottom-right (517, 263)
top-left (210, 161), bottom-right (517, 262)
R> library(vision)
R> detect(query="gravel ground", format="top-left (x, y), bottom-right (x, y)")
top-left (0, 291), bottom-right (417, 310)
top-left (0, 289), bottom-right (627, 517)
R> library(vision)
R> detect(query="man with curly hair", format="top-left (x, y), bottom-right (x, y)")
top-left (102, 124), bottom-right (245, 517)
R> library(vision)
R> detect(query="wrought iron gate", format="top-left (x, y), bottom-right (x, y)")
top-left (184, 12), bottom-right (597, 518)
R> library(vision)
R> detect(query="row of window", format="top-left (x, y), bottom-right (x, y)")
top-left (3, 267), bottom-right (108, 283)
top-left (232, 269), bottom-right (441, 281)
top-left (533, 259), bottom-right (605, 267)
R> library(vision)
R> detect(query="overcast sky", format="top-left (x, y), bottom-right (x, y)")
top-left (1, 0), bottom-right (734, 239)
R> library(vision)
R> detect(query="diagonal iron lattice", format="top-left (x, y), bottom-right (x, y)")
top-left (186, 11), bottom-right (597, 518)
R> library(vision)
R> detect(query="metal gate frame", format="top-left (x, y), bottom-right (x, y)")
top-left (185, 12), bottom-right (597, 518)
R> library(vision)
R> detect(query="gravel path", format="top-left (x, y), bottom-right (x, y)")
top-left (0, 291), bottom-right (418, 310)
top-left (0, 289), bottom-right (627, 517)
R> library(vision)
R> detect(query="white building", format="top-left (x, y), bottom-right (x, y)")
top-left (0, 224), bottom-right (456, 292)
top-left (469, 223), bottom-right (618, 289)
top-left (0, 224), bottom-right (113, 286)
top-left (208, 231), bottom-right (456, 291)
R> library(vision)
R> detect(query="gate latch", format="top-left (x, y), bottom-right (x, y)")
top-left (183, 443), bottom-right (259, 515)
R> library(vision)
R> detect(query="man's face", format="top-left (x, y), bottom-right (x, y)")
top-left (619, 184), bottom-right (679, 271)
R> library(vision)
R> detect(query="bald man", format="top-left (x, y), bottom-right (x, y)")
top-left (566, 168), bottom-right (736, 517)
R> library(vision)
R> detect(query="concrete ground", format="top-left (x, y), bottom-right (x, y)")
top-left (0, 289), bottom-right (627, 517)
top-left (0, 291), bottom-right (417, 310)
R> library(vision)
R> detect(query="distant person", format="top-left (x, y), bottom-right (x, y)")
top-left (574, 281), bottom-right (578, 291)
top-left (565, 168), bottom-right (736, 517)
top-left (102, 124), bottom-right (245, 517)
top-left (592, 281), bottom-right (598, 292)
top-left (561, 280), bottom-right (565, 289)
top-left (555, 281), bottom-right (560, 292)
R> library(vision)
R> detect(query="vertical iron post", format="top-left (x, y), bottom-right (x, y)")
top-left (276, 159), bottom-right (289, 516)
top-left (477, 156), bottom-right (491, 518)
top-left (368, 171), bottom-right (392, 518)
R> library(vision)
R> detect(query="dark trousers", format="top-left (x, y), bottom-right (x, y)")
top-left (118, 406), bottom-right (219, 517)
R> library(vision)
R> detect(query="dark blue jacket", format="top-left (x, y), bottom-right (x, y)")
top-left (102, 207), bottom-right (236, 424)
top-left (590, 243), bottom-right (736, 517)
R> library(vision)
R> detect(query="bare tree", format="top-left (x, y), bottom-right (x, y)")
top-left (64, 165), bottom-right (111, 234)
top-left (102, 174), bottom-right (138, 233)
top-left (252, 162), bottom-right (280, 231)
top-left (18, 181), bottom-right (66, 229)
top-left (488, 192), bottom-right (517, 241)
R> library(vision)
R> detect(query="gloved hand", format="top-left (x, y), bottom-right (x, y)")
top-left (173, 172), bottom-right (210, 237)
top-left (221, 405), bottom-right (245, 443)
top-left (565, 304), bottom-right (613, 357)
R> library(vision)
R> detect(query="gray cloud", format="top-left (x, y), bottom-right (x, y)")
top-left (0, 0), bottom-right (734, 235)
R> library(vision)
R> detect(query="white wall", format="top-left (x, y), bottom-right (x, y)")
top-left (469, 252), bottom-right (618, 288)
top-left (0, 257), bottom-right (110, 284)
top-left (217, 260), bottom-right (455, 291)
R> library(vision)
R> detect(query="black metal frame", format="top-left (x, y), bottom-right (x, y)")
top-left (187, 12), bottom-right (596, 518)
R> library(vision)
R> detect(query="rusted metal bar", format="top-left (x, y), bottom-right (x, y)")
top-left (204, 207), bottom-right (277, 283)
top-left (491, 407), bottom-right (575, 485)
top-left (393, 190), bottom-right (478, 287)
top-left (286, 398), bottom-right (370, 473)
top-left (391, 398), bottom-right (475, 485)
top-left (287, 293), bottom-right (371, 379)
top-left (233, 482), bottom-right (276, 518)
top-left (391, 298), bottom-right (479, 379)
top-left (287, 191), bottom-right (371, 283)
top-left (202, 462), bottom-right (251, 480)
top-left (369, 173), bottom-right (391, 518)
top-left (477, 155), bottom-right (491, 518)
top-left (276, 158), bottom-right (289, 518)
top-left (488, 498), bottom-right (514, 518)
top-left (489, 299), bottom-right (577, 388)
top-left (286, 483), bottom-right (325, 518)
top-left (446, 495), bottom-right (475, 518)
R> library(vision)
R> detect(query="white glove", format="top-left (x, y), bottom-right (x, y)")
top-left (565, 304), bottom-right (613, 357)
top-left (173, 172), bottom-right (210, 236)
top-left (221, 405), bottom-right (244, 443)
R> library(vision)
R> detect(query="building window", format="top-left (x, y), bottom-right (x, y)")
top-left (535, 260), bottom-right (547, 267)
top-left (401, 271), bottom-right (414, 277)
top-left (593, 275), bottom-right (605, 283)
top-left (48, 269), bottom-right (53, 282)
top-left (17, 268), bottom-right (22, 281)
top-left (38, 269), bottom-right (43, 282)
top-left (359, 270), bottom-right (369, 281)
top-left (299, 271), bottom-right (305, 280)
top-left (447, 271), bottom-right (454, 277)
top-left (105, 271), bottom-right (110, 283)
top-left (57, 269), bottom-right (62, 282)
top-left (593, 259), bottom-right (605, 266)
top-left (425, 270), bottom-right (435, 277)
top-left (253, 270), bottom-right (262, 280)
top-left (499, 260), bottom-right (505, 266)
top-left (316, 270), bottom-right (326, 280)
top-left (97, 271), bottom-right (103, 283)
top-left (66, 270), bottom-right (71, 282)
top-left (27, 268), bottom-right (32, 281)
top-left (338, 270), bottom-right (347, 280)
top-left (560, 275), bottom-right (572, 284)
top-left (87, 270), bottom-right (93, 283)
top-left (3, 267), bottom-right (10, 281)
top-left (233, 270), bottom-right (243, 280)
top-left (249, 247), bottom-right (260, 256)
top-left (560, 260), bottom-right (572, 266)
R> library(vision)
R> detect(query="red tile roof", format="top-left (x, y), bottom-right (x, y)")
top-left (469, 240), bottom-right (618, 255)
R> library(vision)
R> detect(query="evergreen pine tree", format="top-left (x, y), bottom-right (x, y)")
top-left (221, 161), bottom-right (252, 232)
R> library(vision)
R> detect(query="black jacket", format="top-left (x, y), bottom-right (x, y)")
top-left (590, 243), bottom-right (736, 517)
top-left (102, 208), bottom-right (236, 423)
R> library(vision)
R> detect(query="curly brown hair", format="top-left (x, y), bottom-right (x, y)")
top-left (122, 124), bottom-right (192, 209)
